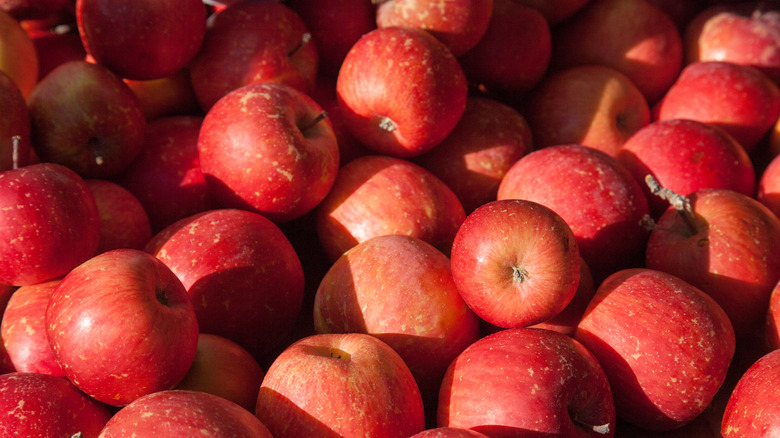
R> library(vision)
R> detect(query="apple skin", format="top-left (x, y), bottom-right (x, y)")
top-left (0, 372), bottom-right (113, 437)
top-left (413, 96), bottom-right (533, 214)
top-left (450, 199), bottom-right (581, 329)
top-left (653, 61), bottom-right (780, 152)
top-left (1, 279), bottom-right (63, 376)
top-left (410, 428), bottom-right (489, 438)
top-left (522, 64), bottom-right (651, 157)
top-left (438, 327), bottom-right (616, 436)
top-left (189, 0), bottom-right (317, 112)
top-left (759, 153), bottom-right (780, 229)
top-left (145, 208), bottom-right (305, 363)
top-left (86, 179), bottom-right (152, 254)
top-left (616, 119), bottom-right (756, 219)
top-left (510, 0), bottom-right (590, 25)
top-left (27, 25), bottom-right (86, 81)
top-left (336, 26), bottom-right (468, 158)
top-left (315, 154), bottom-right (466, 261)
top-left (721, 349), bottom-right (780, 437)
top-left (497, 144), bottom-right (650, 283)
top-left (551, 0), bottom-right (683, 104)
top-left (766, 280), bottom-right (780, 350)
top-left (0, 9), bottom-right (38, 97)
top-left (255, 333), bottom-right (425, 437)
top-left (27, 60), bottom-right (147, 179)
top-left (198, 82), bottom-right (339, 223)
top-left (0, 283), bottom-right (16, 374)
top-left (0, 0), bottom-right (72, 19)
top-left (313, 234), bottom-right (481, 401)
top-left (0, 163), bottom-right (100, 286)
top-left (575, 268), bottom-right (735, 431)
top-left (529, 256), bottom-right (596, 337)
top-left (46, 248), bottom-right (200, 406)
top-left (645, 188), bottom-right (780, 339)
top-left (98, 390), bottom-right (273, 437)
top-left (0, 69), bottom-right (30, 172)
top-left (123, 68), bottom-right (201, 121)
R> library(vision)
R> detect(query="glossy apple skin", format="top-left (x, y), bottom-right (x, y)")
top-left (575, 268), bottom-right (734, 431)
top-left (653, 61), bottom-right (780, 151)
top-left (498, 144), bottom-right (650, 282)
top-left (0, 69), bottom-right (30, 172)
top-left (146, 208), bottom-right (305, 362)
top-left (722, 349), bottom-right (780, 437)
top-left (99, 390), bottom-right (273, 437)
top-left (450, 199), bottom-right (581, 329)
top-left (0, 163), bottom-right (100, 286)
top-left (255, 333), bottom-right (425, 437)
top-left (198, 82), bottom-right (339, 223)
top-left (337, 26), bottom-right (467, 158)
top-left (438, 327), bottom-right (616, 436)
top-left (0, 9), bottom-right (38, 97)
top-left (523, 64), bottom-right (650, 157)
top-left (617, 119), bottom-right (756, 219)
top-left (0, 372), bottom-right (113, 437)
top-left (315, 155), bottom-right (466, 261)
top-left (27, 60), bottom-right (146, 179)
top-left (314, 234), bottom-right (480, 400)
top-left (646, 188), bottom-right (780, 338)
top-left (86, 179), bottom-right (152, 254)
top-left (46, 249), bottom-right (199, 406)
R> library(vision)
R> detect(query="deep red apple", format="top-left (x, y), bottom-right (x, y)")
top-left (0, 69), bottom-right (30, 172)
top-left (0, 0), bottom-right (72, 19)
top-left (0, 9), bottom-right (38, 97)
top-left (86, 179), bottom-right (152, 254)
top-left (721, 348), bottom-right (780, 437)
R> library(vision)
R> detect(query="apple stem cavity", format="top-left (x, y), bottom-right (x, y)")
top-left (378, 116), bottom-right (397, 133)
top-left (300, 111), bottom-right (328, 135)
top-left (155, 285), bottom-right (169, 306)
top-left (328, 347), bottom-right (350, 361)
top-left (645, 174), bottom-right (698, 235)
top-left (11, 135), bottom-right (20, 170)
top-left (289, 33), bottom-right (312, 57)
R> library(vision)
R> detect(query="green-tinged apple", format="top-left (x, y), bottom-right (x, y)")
top-left (0, 69), bottom-right (30, 171)
top-left (510, 0), bottom-right (590, 25)
top-left (46, 249), bottom-right (199, 406)
top-left (145, 208), bottom-right (305, 363)
top-left (522, 64), bottom-right (650, 157)
top-left (27, 60), bottom-right (146, 178)
top-left (98, 390), bottom-right (273, 437)
top-left (255, 333), bottom-right (425, 436)
top-left (0, 163), bottom-right (100, 286)
top-left (450, 199), bottom-right (581, 329)
top-left (336, 26), bottom-right (467, 158)
top-left (86, 179), bottom-right (152, 254)
top-left (575, 268), bottom-right (735, 430)
top-left (438, 327), bottom-right (616, 436)
top-left (413, 96), bottom-right (532, 213)
top-left (722, 349), bottom-right (780, 437)
top-left (315, 155), bottom-right (466, 261)
top-left (198, 82), bottom-right (339, 223)
top-left (0, 9), bottom-right (38, 97)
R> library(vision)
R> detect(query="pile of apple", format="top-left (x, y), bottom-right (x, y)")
top-left (4, 0), bottom-right (780, 436)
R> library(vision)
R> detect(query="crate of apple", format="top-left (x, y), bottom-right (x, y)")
top-left (3, 0), bottom-right (780, 436)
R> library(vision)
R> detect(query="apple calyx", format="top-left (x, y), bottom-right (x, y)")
top-left (378, 116), bottom-right (397, 133)
top-left (71, 433), bottom-right (84, 438)
top-left (155, 285), bottom-right (169, 307)
top-left (87, 137), bottom-right (105, 166)
top-left (572, 415), bottom-right (611, 435)
top-left (11, 135), bottom-right (20, 170)
top-left (643, 174), bottom-right (698, 236)
top-left (288, 33), bottom-right (312, 57)
top-left (512, 265), bottom-right (529, 284)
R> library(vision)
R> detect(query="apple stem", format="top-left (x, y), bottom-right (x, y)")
top-left (573, 417), bottom-right (611, 435)
top-left (11, 135), bottom-right (20, 170)
top-left (378, 117), bottom-right (397, 133)
top-left (644, 174), bottom-right (698, 235)
top-left (512, 265), bottom-right (529, 284)
top-left (289, 33), bottom-right (312, 57)
top-left (71, 433), bottom-right (84, 438)
top-left (301, 111), bottom-right (328, 134)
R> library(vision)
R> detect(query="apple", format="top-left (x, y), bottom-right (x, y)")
top-left (522, 64), bottom-right (651, 157)
top-left (375, 0), bottom-right (493, 56)
top-left (653, 61), bottom-right (780, 152)
top-left (0, 9), bottom-right (38, 97)
top-left (313, 234), bottom-right (481, 400)
top-left (457, 0), bottom-right (551, 103)
top-left (530, 256), bottom-right (597, 337)
top-left (450, 199), bottom-right (581, 329)
top-left (510, 0), bottom-right (591, 25)
top-left (438, 327), bottom-right (616, 436)
top-left (644, 0), bottom-right (705, 31)
top-left (255, 333), bottom-right (425, 436)
top-left (188, 0), bottom-right (317, 112)
top-left (46, 248), bottom-right (199, 406)
top-left (123, 67), bottom-right (201, 121)
top-left (1, 279), bottom-right (63, 375)
top-left (721, 348), bottom-right (780, 437)
top-left (0, 69), bottom-right (30, 172)
top-left (413, 95), bottom-right (533, 213)
top-left (0, 372), bottom-right (113, 437)
top-left (315, 154), bottom-right (466, 261)
top-left (766, 280), bottom-right (780, 350)
top-left (0, 163), bottom-right (100, 286)
top-left (86, 179), bottom-right (152, 254)
top-left (497, 144), bottom-right (651, 282)
top-left (645, 187), bottom-right (780, 338)
top-left (0, 0), bottom-right (72, 19)
top-left (27, 60), bottom-right (146, 179)
top-left (0, 283), bottom-right (17, 374)
top-left (145, 208), bottom-right (305, 363)
top-left (336, 26), bottom-right (468, 158)
top-left (550, 0), bottom-right (683, 104)
top-left (758, 154), bottom-right (780, 230)
top-left (617, 119), bottom-right (756, 219)
top-left (76, 0), bottom-right (206, 80)
top-left (26, 22), bottom-right (86, 81)
top-left (98, 389), bottom-right (273, 437)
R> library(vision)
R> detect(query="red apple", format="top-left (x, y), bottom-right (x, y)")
top-left (551, 0), bottom-right (683, 103)
top-left (0, 372), bottom-right (113, 437)
top-left (0, 283), bottom-right (17, 374)
top-left (510, 0), bottom-right (590, 25)
top-left (27, 60), bottom-right (146, 179)
top-left (86, 179), bottom-right (152, 254)
top-left (0, 9), bottom-right (38, 97)
top-left (123, 68), bottom-right (201, 121)
top-left (255, 333), bottom-right (425, 436)
top-left (1, 0), bottom-right (72, 19)
top-left (438, 327), bottom-right (616, 436)
top-left (99, 389), bottom-right (273, 437)
top-left (758, 153), bottom-right (780, 225)
top-left (46, 248), bottom-right (199, 406)
top-left (721, 348), bottom-right (780, 437)
top-left (766, 280), bottom-right (780, 350)
top-left (189, 0), bottom-right (317, 112)
top-left (336, 26), bottom-right (467, 158)
top-left (315, 154), bottom-right (466, 261)
top-left (653, 61), bottom-right (780, 152)
top-left (0, 163), bottom-right (100, 286)
top-left (145, 208), bottom-right (305, 362)
top-left (413, 95), bottom-right (532, 213)
top-left (450, 199), bottom-right (581, 329)
top-left (76, 0), bottom-right (206, 80)
top-left (0, 69), bottom-right (30, 172)
top-left (642, 0), bottom-right (705, 31)
top-left (522, 64), bottom-right (651, 157)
